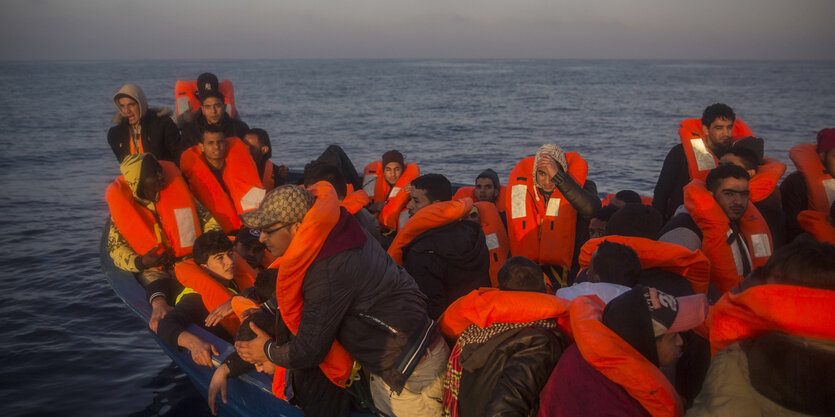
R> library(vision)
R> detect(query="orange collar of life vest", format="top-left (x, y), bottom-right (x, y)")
top-left (439, 287), bottom-right (571, 340)
top-left (708, 284), bottom-right (835, 356)
top-left (797, 210), bottom-right (835, 244)
top-left (748, 157), bottom-right (786, 203)
top-left (340, 189), bottom-right (370, 214)
top-left (387, 198), bottom-right (473, 265)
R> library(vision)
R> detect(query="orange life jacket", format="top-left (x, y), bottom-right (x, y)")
top-left (180, 137), bottom-right (265, 234)
top-left (340, 189), bottom-right (370, 214)
top-left (361, 161), bottom-right (420, 230)
top-left (106, 161), bottom-right (201, 258)
top-left (129, 136), bottom-right (145, 155)
top-left (797, 210), bottom-right (835, 244)
top-left (273, 182), bottom-right (355, 389)
top-left (439, 287), bottom-right (571, 340)
top-left (748, 157), bottom-right (786, 203)
top-left (600, 193), bottom-right (653, 207)
top-left (708, 284), bottom-right (835, 355)
top-left (387, 198), bottom-right (473, 265)
top-left (175, 79), bottom-right (237, 120)
top-left (506, 153), bottom-right (587, 267)
top-left (789, 143), bottom-right (835, 212)
top-left (453, 185), bottom-right (507, 213)
top-left (678, 118), bottom-right (754, 182)
top-left (571, 295), bottom-right (683, 417)
top-left (474, 202), bottom-right (509, 287)
top-left (261, 160), bottom-right (275, 191)
top-left (578, 236), bottom-right (711, 294)
top-left (173, 253), bottom-right (256, 336)
top-left (684, 180), bottom-right (773, 294)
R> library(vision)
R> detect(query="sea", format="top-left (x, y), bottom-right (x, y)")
top-left (0, 59), bottom-right (833, 416)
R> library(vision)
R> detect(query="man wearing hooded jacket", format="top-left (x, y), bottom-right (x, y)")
top-left (107, 83), bottom-right (183, 164)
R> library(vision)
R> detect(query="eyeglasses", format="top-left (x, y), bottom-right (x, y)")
top-left (261, 222), bottom-right (293, 237)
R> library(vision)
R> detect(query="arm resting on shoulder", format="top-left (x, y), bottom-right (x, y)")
top-left (553, 171), bottom-right (601, 220)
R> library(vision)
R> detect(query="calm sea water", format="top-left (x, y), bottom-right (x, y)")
top-left (0, 59), bottom-right (833, 416)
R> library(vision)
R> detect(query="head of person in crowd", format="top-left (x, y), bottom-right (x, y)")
top-left (193, 230), bottom-right (236, 282)
top-left (587, 241), bottom-right (642, 288)
top-left (122, 153), bottom-right (166, 203)
top-left (590, 204), bottom-right (620, 239)
top-left (706, 164), bottom-right (751, 222)
top-left (234, 227), bottom-right (266, 269)
top-left (605, 203), bottom-right (664, 239)
top-left (817, 128), bottom-right (835, 175)
top-left (497, 256), bottom-right (546, 293)
top-left (474, 169), bottom-right (501, 203)
top-left (243, 128), bottom-right (272, 162)
top-left (533, 143), bottom-right (568, 194)
top-left (407, 173), bottom-right (452, 216)
top-left (199, 124), bottom-right (229, 167)
top-left (610, 190), bottom-right (642, 208)
top-left (754, 237), bottom-right (835, 290)
top-left (701, 103), bottom-right (736, 154)
top-left (241, 185), bottom-right (315, 258)
top-left (719, 141), bottom-right (761, 178)
top-left (381, 150), bottom-right (405, 186)
top-left (236, 311), bottom-right (278, 374)
top-left (603, 286), bottom-right (708, 367)
top-left (303, 160), bottom-right (347, 200)
top-left (197, 72), bottom-right (226, 125)
top-left (113, 83), bottom-right (147, 126)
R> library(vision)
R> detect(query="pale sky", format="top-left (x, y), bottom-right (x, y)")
top-left (1, 0), bottom-right (833, 60)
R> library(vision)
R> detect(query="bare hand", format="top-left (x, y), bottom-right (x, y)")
top-left (189, 336), bottom-right (220, 367)
top-left (208, 363), bottom-right (231, 415)
top-left (402, 183), bottom-right (412, 194)
top-left (149, 297), bottom-right (172, 333)
top-left (276, 165), bottom-right (289, 180)
top-left (239, 307), bottom-right (259, 320)
top-left (536, 155), bottom-right (561, 179)
top-left (140, 248), bottom-right (173, 269)
top-left (205, 299), bottom-right (234, 327)
top-left (234, 322), bottom-right (270, 364)
top-left (367, 201), bottom-right (385, 214)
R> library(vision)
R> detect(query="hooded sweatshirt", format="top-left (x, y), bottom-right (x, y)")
top-left (107, 84), bottom-right (183, 164)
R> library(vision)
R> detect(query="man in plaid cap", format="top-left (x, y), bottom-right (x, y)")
top-left (235, 184), bottom-right (449, 416)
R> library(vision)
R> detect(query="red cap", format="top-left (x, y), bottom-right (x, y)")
top-left (817, 128), bottom-right (835, 154)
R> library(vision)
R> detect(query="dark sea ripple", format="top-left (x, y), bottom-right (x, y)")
top-left (0, 59), bottom-right (833, 416)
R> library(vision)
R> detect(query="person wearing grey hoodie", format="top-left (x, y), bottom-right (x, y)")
top-left (107, 83), bottom-right (183, 164)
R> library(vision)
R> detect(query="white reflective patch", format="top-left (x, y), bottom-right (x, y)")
top-left (174, 208), bottom-right (197, 248)
top-left (823, 178), bottom-right (835, 207)
top-left (691, 138), bottom-right (716, 172)
top-left (226, 103), bottom-right (233, 115)
top-left (398, 210), bottom-right (410, 230)
top-left (485, 233), bottom-right (500, 251)
top-left (546, 198), bottom-right (561, 217)
top-left (176, 97), bottom-right (190, 116)
top-left (240, 187), bottom-right (266, 211)
top-left (389, 187), bottom-right (401, 199)
top-left (728, 228), bottom-right (745, 276)
top-left (362, 175), bottom-right (376, 195)
top-left (750, 233), bottom-right (772, 258)
top-left (510, 184), bottom-right (527, 220)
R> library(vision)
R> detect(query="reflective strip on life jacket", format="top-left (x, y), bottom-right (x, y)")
top-left (505, 153), bottom-right (587, 267)
top-left (173, 252), bottom-right (256, 336)
top-left (453, 184), bottom-right (507, 213)
top-left (438, 287), bottom-right (571, 340)
top-left (571, 295), bottom-right (683, 417)
top-left (797, 210), bottom-right (835, 244)
top-left (684, 179), bottom-right (773, 294)
top-left (709, 284), bottom-right (835, 355)
top-left (387, 198), bottom-right (473, 265)
top-left (474, 201), bottom-right (509, 287)
top-left (175, 79), bottom-right (237, 119)
top-left (678, 118), bottom-right (754, 181)
top-left (106, 161), bottom-right (201, 258)
top-left (180, 137), bottom-right (266, 234)
top-left (790, 143), bottom-right (835, 212)
top-left (578, 236), bottom-right (710, 294)
top-left (748, 157), bottom-right (786, 203)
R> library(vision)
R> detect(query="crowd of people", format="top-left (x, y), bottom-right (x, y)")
top-left (104, 73), bottom-right (835, 417)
